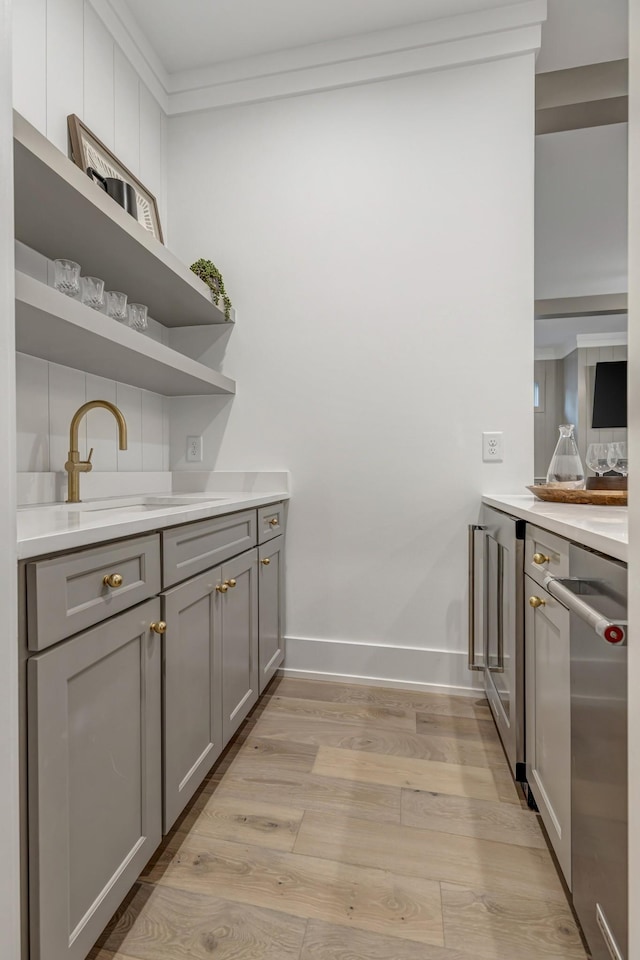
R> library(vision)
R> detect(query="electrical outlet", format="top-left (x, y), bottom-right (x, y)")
top-left (186, 436), bottom-right (203, 462)
top-left (482, 432), bottom-right (503, 462)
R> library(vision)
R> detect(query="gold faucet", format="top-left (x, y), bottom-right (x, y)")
top-left (65, 400), bottom-right (128, 503)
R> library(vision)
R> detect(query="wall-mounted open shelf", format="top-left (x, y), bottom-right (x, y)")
top-left (15, 272), bottom-right (236, 397)
top-left (13, 111), bottom-right (231, 328)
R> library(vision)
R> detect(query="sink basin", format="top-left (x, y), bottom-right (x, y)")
top-left (81, 497), bottom-right (225, 513)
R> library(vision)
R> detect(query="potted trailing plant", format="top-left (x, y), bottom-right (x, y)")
top-left (190, 259), bottom-right (233, 321)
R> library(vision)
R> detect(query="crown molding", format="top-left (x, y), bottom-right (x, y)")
top-left (576, 332), bottom-right (628, 349)
top-left (88, 0), bottom-right (171, 111)
top-left (90, 0), bottom-right (546, 116)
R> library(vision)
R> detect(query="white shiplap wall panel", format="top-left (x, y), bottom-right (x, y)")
top-left (85, 373), bottom-right (118, 471)
top-left (114, 44), bottom-right (140, 175)
top-left (116, 381), bottom-right (143, 470)
top-left (83, 1), bottom-right (115, 150)
top-left (139, 81), bottom-right (163, 209)
top-left (141, 390), bottom-right (164, 471)
top-left (46, 0), bottom-right (84, 153)
top-left (48, 360), bottom-right (87, 470)
top-left (12, 0), bottom-right (47, 133)
top-left (12, 7), bottom-right (170, 479)
top-left (16, 353), bottom-right (50, 472)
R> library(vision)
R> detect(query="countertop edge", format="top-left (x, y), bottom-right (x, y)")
top-left (482, 495), bottom-right (628, 563)
top-left (17, 492), bottom-right (290, 560)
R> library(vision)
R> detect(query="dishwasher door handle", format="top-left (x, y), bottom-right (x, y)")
top-left (543, 574), bottom-right (627, 646)
top-left (468, 524), bottom-right (486, 670)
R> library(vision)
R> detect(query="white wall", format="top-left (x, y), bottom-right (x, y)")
top-left (168, 55), bottom-right (535, 691)
top-left (537, 0), bottom-right (628, 74)
top-left (627, 0), bottom-right (639, 953)
top-left (12, 0), bottom-right (167, 227)
top-left (0, 0), bottom-right (21, 955)
top-left (535, 124), bottom-right (628, 299)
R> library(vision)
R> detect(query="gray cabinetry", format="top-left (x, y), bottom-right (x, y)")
top-left (258, 535), bottom-right (285, 692)
top-left (26, 534), bottom-right (161, 651)
top-left (27, 599), bottom-right (162, 960)
top-left (163, 510), bottom-right (256, 587)
top-left (257, 502), bottom-right (286, 543)
top-left (161, 568), bottom-right (223, 832)
top-left (525, 572), bottom-right (572, 887)
top-left (220, 548), bottom-right (259, 743)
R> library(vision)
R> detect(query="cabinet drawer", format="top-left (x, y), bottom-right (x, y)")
top-left (27, 534), bottom-right (161, 651)
top-left (525, 525), bottom-right (569, 587)
top-left (258, 502), bottom-right (286, 543)
top-left (163, 510), bottom-right (257, 588)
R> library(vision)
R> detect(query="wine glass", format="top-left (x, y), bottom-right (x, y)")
top-left (607, 441), bottom-right (628, 478)
top-left (586, 442), bottom-right (610, 477)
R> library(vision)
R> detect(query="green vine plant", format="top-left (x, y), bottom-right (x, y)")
top-left (190, 259), bottom-right (233, 321)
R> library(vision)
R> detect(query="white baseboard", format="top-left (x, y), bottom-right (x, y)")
top-left (281, 635), bottom-right (485, 698)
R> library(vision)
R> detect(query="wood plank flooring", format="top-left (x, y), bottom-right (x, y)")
top-left (91, 676), bottom-right (587, 960)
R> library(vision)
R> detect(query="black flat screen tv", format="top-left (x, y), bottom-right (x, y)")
top-left (591, 360), bottom-right (627, 428)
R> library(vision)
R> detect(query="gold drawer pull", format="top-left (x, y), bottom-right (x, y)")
top-left (216, 583), bottom-right (228, 593)
top-left (261, 557), bottom-right (271, 566)
top-left (225, 579), bottom-right (237, 588)
top-left (269, 517), bottom-right (279, 526)
top-left (533, 553), bottom-right (551, 565)
top-left (529, 596), bottom-right (546, 608)
top-left (103, 573), bottom-right (123, 588)
top-left (150, 621), bottom-right (167, 635)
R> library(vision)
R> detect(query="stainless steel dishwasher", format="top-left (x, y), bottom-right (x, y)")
top-left (543, 545), bottom-right (627, 960)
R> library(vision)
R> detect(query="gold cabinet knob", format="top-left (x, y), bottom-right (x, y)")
top-left (225, 579), bottom-right (237, 588)
top-left (150, 621), bottom-right (167, 634)
top-left (529, 596), bottom-right (546, 608)
top-left (533, 553), bottom-right (551, 565)
top-left (103, 573), bottom-right (123, 588)
top-left (260, 557), bottom-right (271, 566)
top-left (216, 583), bottom-right (228, 593)
top-left (269, 518), bottom-right (279, 526)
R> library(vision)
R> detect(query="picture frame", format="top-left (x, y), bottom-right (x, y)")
top-left (67, 114), bottom-right (164, 243)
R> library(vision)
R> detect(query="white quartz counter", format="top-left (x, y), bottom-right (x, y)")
top-left (17, 492), bottom-right (289, 560)
top-left (482, 494), bottom-right (627, 562)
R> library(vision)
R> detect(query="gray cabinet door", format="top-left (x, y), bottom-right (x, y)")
top-left (162, 568), bottom-right (223, 832)
top-left (258, 535), bottom-right (285, 692)
top-left (221, 548), bottom-right (259, 744)
top-left (525, 574), bottom-right (572, 887)
top-left (28, 599), bottom-right (162, 960)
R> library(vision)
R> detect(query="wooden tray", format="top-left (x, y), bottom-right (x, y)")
top-left (528, 485), bottom-right (627, 506)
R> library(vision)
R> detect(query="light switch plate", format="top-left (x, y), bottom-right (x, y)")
top-left (483, 431), bottom-right (503, 462)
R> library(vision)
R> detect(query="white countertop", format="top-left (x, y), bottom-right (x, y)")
top-left (17, 492), bottom-right (289, 559)
top-left (482, 494), bottom-right (628, 562)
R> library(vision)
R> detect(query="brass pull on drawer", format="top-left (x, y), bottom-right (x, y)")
top-left (103, 573), bottom-right (123, 588)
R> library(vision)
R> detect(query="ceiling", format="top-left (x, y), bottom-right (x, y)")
top-left (115, 0), bottom-right (529, 73)
top-left (535, 314), bottom-right (628, 355)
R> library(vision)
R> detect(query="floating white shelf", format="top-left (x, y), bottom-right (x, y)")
top-left (13, 111), bottom-right (231, 328)
top-left (15, 272), bottom-right (236, 398)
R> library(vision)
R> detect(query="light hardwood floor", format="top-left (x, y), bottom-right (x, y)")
top-left (91, 677), bottom-right (588, 960)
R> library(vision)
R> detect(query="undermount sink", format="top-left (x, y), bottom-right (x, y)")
top-left (80, 497), bottom-right (225, 513)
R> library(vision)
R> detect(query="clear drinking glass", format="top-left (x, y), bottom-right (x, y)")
top-left (80, 276), bottom-right (105, 310)
top-left (103, 290), bottom-right (128, 322)
top-left (127, 303), bottom-right (148, 330)
top-left (607, 441), bottom-right (628, 478)
top-left (546, 424), bottom-right (585, 489)
top-left (586, 442), bottom-right (610, 477)
top-left (53, 259), bottom-right (81, 298)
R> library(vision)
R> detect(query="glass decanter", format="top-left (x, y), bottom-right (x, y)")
top-left (546, 424), bottom-right (585, 489)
